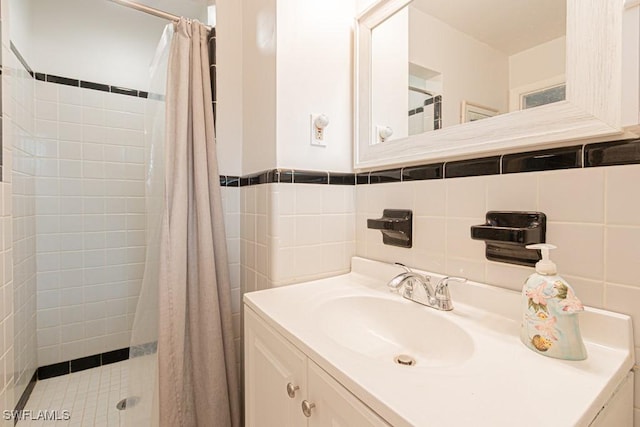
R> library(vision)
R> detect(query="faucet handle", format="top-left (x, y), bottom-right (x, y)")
top-left (434, 277), bottom-right (467, 311)
top-left (436, 276), bottom-right (467, 290)
top-left (394, 262), bottom-right (412, 273)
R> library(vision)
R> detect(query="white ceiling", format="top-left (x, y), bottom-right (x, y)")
top-left (410, 0), bottom-right (566, 55)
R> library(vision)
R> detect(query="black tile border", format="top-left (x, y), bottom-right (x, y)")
top-left (584, 139), bottom-right (640, 167)
top-left (503, 146), bottom-right (582, 174)
top-left (80, 80), bottom-right (110, 92)
top-left (13, 371), bottom-right (37, 425)
top-left (20, 347), bottom-right (131, 414)
top-left (402, 163), bottom-right (443, 181)
top-left (10, 41), bottom-right (151, 99)
top-left (46, 74), bottom-right (79, 87)
top-left (102, 347), bottom-right (131, 365)
top-left (10, 40), bottom-right (640, 187)
top-left (370, 168), bottom-right (402, 184)
top-left (293, 170), bottom-right (329, 184)
top-left (445, 156), bottom-right (501, 178)
top-left (329, 172), bottom-right (357, 185)
top-left (222, 139), bottom-right (640, 188)
top-left (37, 347), bottom-right (130, 380)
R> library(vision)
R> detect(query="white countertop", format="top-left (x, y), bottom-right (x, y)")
top-left (244, 257), bottom-right (635, 427)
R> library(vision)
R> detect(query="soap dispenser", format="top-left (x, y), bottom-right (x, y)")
top-left (520, 244), bottom-right (587, 360)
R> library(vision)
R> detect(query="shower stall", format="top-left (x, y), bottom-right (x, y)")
top-left (6, 0), bottom-right (241, 425)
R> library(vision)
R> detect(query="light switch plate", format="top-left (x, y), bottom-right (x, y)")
top-left (310, 113), bottom-right (327, 147)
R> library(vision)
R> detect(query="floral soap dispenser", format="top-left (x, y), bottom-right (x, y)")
top-left (520, 244), bottom-right (587, 360)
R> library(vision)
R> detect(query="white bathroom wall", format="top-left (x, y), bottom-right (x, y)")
top-left (275, 0), bottom-right (355, 173)
top-left (8, 0), bottom-right (31, 60)
top-left (215, 0), bottom-right (244, 177)
top-left (509, 36), bottom-right (566, 91)
top-left (241, 0), bottom-right (277, 175)
top-left (240, 0), bottom-right (357, 175)
top-left (33, 81), bottom-right (146, 366)
top-left (26, 0), bottom-right (206, 90)
top-left (408, 6), bottom-right (510, 126)
top-left (354, 164), bottom-right (640, 417)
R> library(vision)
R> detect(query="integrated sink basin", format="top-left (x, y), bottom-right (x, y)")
top-left (314, 295), bottom-right (474, 368)
top-left (244, 257), bottom-right (635, 426)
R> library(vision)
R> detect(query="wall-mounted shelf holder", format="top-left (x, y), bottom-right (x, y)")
top-left (367, 209), bottom-right (413, 248)
top-left (471, 211), bottom-right (546, 267)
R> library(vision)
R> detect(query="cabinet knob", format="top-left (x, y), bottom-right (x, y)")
top-left (286, 382), bottom-right (299, 398)
top-left (301, 400), bottom-right (315, 418)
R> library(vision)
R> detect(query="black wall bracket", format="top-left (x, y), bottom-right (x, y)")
top-left (367, 209), bottom-right (413, 248)
top-left (471, 211), bottom-right (546, 267)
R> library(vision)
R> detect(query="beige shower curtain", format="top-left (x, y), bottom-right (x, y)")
top-left (158, 18), bottom-right (240, 427)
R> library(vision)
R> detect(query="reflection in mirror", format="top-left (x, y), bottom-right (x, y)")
top-left (370, 0), bottom-right (566, 144)
top-left (408, 64), bottom-right (442, 135)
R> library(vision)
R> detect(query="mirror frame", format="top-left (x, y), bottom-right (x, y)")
top-left (354, 0), bottom-right (624, 170)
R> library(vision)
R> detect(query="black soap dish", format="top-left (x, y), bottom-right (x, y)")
top-left (471, 211), bottom-right (546, 267)
top-left (367, 209), bottom-right (412, 248)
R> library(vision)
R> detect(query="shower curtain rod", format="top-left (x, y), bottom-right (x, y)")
top-left (108, 0), bottom-right (212, 31)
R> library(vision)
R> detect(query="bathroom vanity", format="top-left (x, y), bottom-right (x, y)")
top-left (244, 258), bottom-right (635, 426)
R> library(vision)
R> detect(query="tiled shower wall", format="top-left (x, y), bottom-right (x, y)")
top-left (0, 0), bottom-right (42, 413)
top-left (354, 165), bottom-right (640, 419)
top-left (32, 80), bottom-right (146, 366)
top-left (8, 48), bottom-right (38, 408)
top-left (240, 183), bottom-right (355, 292)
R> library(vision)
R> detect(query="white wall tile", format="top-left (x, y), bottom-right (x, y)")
top-left (604, 283), bottom-right (640, 344)
top-left (539, 168), bottom-right (604, 223)
top-left (295, 216), bottom-right (322, 246)
top-left (295, 185), bottom-right (323, 214)
top-left (606, 165), bottom-right (640, 226)
top-left (413, 216), bottom-right (447, 255)
top-left (32, 85), bottom-right (148, 365)
top-left (486, 173), bottom-right (538, 212)
top-left (485, 262), bottom-right (532, 292)
top-left (605, 226), bottom-right (640, 287)
top-left (546, 223), bottom-right (604, 279)
top-left (446, 177), bottom-right (486, 218)
top-left (446, 218), bottom-right (485, 260)
top-left (413, 179), bottom-right (446, 217)
top-left (321, 186), bottom-right (344, 214)
top-left (59, 104), bottom-right (82, 124)
top-left (367, 182), bottom-right (413, 215)
top-left (36, 100), bottom-right (58, 121)
top-left (445, 257), bottom-right (486, 283)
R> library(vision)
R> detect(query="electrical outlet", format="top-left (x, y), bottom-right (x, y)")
top-left (310, 113), bottom-right (327, 147)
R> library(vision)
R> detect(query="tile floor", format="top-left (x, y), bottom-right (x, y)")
top-left (17, 361), bottom-right (128, 427)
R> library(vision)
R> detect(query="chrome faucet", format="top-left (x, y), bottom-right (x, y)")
top-left (387, 262), bottom-right (467, 311)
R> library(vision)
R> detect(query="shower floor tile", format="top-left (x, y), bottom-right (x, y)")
top-left (17, 361), bottom-right (128, 427)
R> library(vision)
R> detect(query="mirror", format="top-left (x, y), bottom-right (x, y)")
top-left (355, 0), bottom-right (623, 169)
top-left (370, 0), bottom-right (566, 144)
top-left (371, 0), bottom-right (566, 143)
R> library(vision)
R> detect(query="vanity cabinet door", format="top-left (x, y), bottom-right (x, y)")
top-left (245, 308), bottom-right (308, 427)
top-left (305, 361), bottom-right (391, 427)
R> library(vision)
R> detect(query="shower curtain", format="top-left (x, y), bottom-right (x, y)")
top-left (158, 17), bottom-right (240, 427)
top-left (126, 18), bottom-right (240, 427)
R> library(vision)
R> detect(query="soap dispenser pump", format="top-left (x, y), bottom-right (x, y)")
top-left (520, 244), bottom-right (587, 360)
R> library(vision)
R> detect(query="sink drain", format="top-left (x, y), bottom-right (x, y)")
top-left (116, 396), bottom-right (140, 411)
top-left (394, 354), bottom-right (416, 366)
